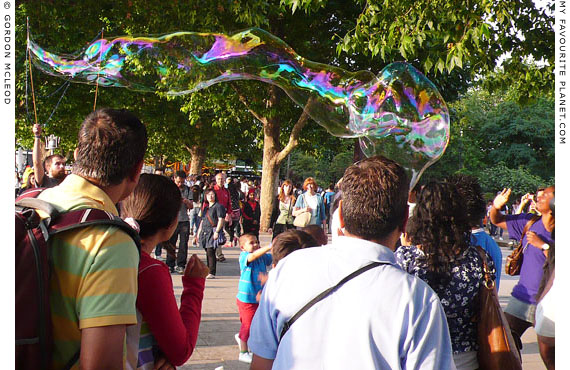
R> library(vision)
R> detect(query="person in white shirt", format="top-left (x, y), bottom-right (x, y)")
top-left (249, 156), bottom-right (455, 370)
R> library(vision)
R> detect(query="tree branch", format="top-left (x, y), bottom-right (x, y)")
top-left (230, 83), bottom-right (268, 125)
top-left (275, 98), bottom-right (314, 164)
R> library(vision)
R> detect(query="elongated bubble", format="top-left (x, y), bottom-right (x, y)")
top-left (28, 28), bottom-right (449, 187)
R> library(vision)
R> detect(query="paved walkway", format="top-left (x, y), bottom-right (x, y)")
top-left (168, 231), bottom-right (546, 370)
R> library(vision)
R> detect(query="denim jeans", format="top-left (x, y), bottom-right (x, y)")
top-left (166, 221), bottom-right (190, 268)
top-left (189, 208), bottom-right (201, 234)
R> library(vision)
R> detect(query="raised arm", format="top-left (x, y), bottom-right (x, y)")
top-left (490, 188), bottom-right (510, 230)
top-left (247, 245), bottom-right (272, 263)
top-left (32, 124), bottom-right (45, 186)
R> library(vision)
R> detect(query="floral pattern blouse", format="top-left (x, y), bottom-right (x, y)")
top-left (394, 245), bottom-right (496, 354)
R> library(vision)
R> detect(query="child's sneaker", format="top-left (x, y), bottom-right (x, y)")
top-left (234, 333), bottom-right (241, 349)
top-left (238, 351), bottom-right (253, 364)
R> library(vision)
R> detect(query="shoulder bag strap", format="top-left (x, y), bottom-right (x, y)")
top-left (520, 215), bottom-right (541, 247)
top-left (474, 246), bottom-right (494, 287)
top-left (206, 206), bottom-right (216, 227)
top-left (279, 261), bottom-right (387, 342)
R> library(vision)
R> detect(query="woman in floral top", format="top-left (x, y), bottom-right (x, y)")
top-left (395, 181), bottom-right (496, 370)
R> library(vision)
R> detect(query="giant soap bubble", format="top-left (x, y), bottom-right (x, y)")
top-left (28, 28), bottom-right (449, 187)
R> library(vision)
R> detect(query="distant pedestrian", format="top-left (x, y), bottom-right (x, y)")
top-left (197, 189), bottom-right (226, 279)
top-left (242, 189), bottom-right (261, 238)
top-left (166, 171), bottom-right (193, 274)
top-left (323, 184), bottom-right (335, 233)
top-left (269, 180), bottom-right (296, 240)
top-left (32, 124), bottom-right (67, 188)
top-left (292, 177), bottom-right (326, 228)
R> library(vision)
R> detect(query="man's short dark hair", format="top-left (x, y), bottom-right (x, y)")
top-left (73, 108), bottom-right (147, 186)
top-left (43, 154), bottom-right (65, 171)
top-left (175, 170), bottom-right (187, 179)
top-left (340, 156), bottom-right (409, 240)
top-left (445, 174), bottom-right (485, 227)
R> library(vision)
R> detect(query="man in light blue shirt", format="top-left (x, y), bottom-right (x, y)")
top-left (249, 156), bottom-right (455, 370)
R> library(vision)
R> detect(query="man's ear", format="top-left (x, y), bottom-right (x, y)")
top-left (129, 160), bottom-right (144, 183)
top-left (338, 200), bottom-right (345, 228)
top-left (73, 147), bottom-right (79, 161)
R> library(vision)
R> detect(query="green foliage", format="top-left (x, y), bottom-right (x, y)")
top-left (282, 148), bottom-right (353, 187)
top-left (422, 87), bottom-right (554, 191)
top-left (282, 0), bottom-right (554, 103)
top-left (15, 0), bottom-right (274, 163)
top-left (478, 163), bottom-right (548, 197)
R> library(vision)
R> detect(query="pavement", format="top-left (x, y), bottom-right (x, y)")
top-left (167, 230), bottom-right (547, 370)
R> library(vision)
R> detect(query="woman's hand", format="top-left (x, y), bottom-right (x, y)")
top-left (305, 206), bottom-right (312, 213)
top-left (526, 231), bottom-right (545, 248)
top-left (153, 355), bottom-right (175, 370)
top-left (184, 254), bottom-right (210, 278)
top-left (493, 188), bottom-right (511, 210)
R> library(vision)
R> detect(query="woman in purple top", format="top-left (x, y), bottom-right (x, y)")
top-left (490, 186), bottom-right (554, 351)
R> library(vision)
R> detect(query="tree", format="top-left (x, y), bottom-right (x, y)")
top-left (284, 0), bottom-right (554, 104)
top-left (420, 87), bottom-right (554, 192)
top-left (478, 163), bottom-right (547, 198)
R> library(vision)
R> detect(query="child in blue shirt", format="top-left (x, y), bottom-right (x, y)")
top-left (235, 233), bottom-right (272, 363)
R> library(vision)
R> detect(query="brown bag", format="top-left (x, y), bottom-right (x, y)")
top-left (504, 215), bottom-right (540, 276)
top-left (475, 247), bottom-right (522, 370)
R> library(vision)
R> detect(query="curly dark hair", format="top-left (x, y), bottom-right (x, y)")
top-left (445, 174), bottom-right (486, 227)
top-left (408, 181), bottom-right (471, 285)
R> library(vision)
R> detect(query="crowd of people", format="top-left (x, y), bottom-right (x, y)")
top-left (16, 108), bottom-right (555, 369)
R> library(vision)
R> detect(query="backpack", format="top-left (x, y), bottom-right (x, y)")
top-left (15, 188), bottom-right (142, 370)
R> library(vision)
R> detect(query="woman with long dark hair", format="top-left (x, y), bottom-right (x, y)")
top-left (395, 181), bottom-right (496, 370)
top-left (242, 188), bottom-right (261, 238)
top-left (269, 180), bottom-right (296, 240)
top-left (197, 188), bottom-right (226, 278)
top-left (120, 174), bottom-right (209, 369)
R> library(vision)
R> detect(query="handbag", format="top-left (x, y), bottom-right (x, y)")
top-left (293, 195), bottom-right (311, 228)
top-left (504, 215), bottom-right (540, 276)
top-left (474, 247), bottom-right (522, 370)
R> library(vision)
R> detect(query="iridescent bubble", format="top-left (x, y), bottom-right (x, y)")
top-left (28, 28), bottom-right (449, 187)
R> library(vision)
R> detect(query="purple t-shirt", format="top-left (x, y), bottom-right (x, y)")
top-left (506, 213), bottom-right (554, 304)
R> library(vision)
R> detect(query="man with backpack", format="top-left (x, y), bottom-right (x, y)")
top-left (30, 108), bottom-right (147, 369)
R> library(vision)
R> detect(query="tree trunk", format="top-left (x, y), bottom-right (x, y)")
top-left (188, 145), bottom-right (206, 175)
top-left (259, 117), bottom-right (281, 231)
top-left (233, 84), bottom-right (313, 232)
top-left (353, 138), bottom-right (366, 163)
top-left (259, 86), bottom-right (282, 232)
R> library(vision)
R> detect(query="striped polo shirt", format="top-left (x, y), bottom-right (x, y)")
top-left (38, 174), bottom-right (139, 369)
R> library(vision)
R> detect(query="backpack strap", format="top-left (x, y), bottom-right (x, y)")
top-left (16, 197), bottom-right (142, 254)
top-left (49, 208), bottom-right (142, 253)
top-left (278, 261), bottom-right (387, 342)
